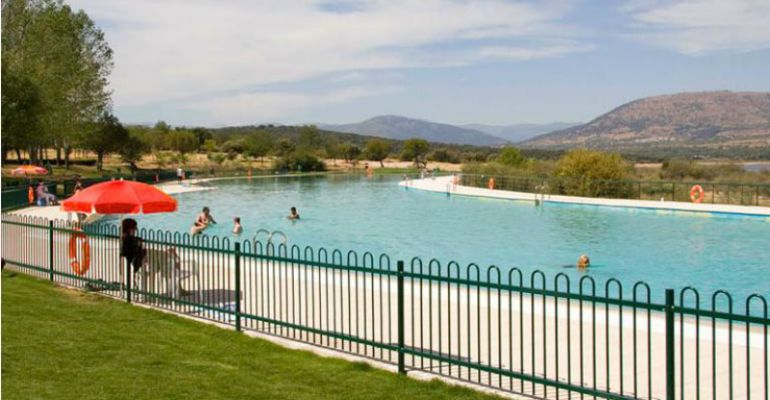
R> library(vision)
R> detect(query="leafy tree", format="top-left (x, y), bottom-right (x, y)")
top-left (2, 0), bottom-right (113, 166)
top-left (221, 138), bottom-right (246, 154)
top-left (324, 137), bottom-right (341, 165)
top-left (273, 150), bottom-right (326, 172)
top-left (244, 131), bottom-right (274, 164)
top-left (82, 111), bottom-right (129, 171)
top-left (496, 146), bottom-right (526, 167)
top-left (364, 139), bottom-right (390, 167)
top-left (429, 148), bottom-right (460, 163)
top-left (1, 70), bottom-right (42, 162)
top-left (191, 127), bottom-right (212, 147)
top-left (166, 130), bottom-right (199, 154)
top-left (339, 143), bottom-right (361, 163)
top-left (553, 149), bottom-right (632, 197)
top-left (119, 135), bottom-right (147, 172)
top-left (298, 125), bottom-right (321, 149)
top-left (203, 139), bottom-right (218, 153)
top-left (275, 139), bottom-right (296, 157)
top-left (401, 138), bottom-right (429, 167)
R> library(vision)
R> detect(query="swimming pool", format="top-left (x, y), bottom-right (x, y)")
top-left (124, 175), bottom-right (770, 301)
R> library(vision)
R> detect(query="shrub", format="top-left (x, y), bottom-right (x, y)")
top-left (273, 151), bottom-right (326, 172)
top-left (428, 148), bottom-right (460, 163)
top-left (552, 149), bottom-right (632, 198)
top-left (495, 146), bottom-right (526, 167)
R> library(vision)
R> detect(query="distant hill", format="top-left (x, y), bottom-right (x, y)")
top-left (319, 115), bottom-right (508, 146)
top-left (522, 92), bottom-right (770, 154)
top-left (462, 122), bottom-right (580, 143)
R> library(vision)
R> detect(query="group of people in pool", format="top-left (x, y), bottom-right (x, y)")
top-left (190, 206), bottom-right (300, 235)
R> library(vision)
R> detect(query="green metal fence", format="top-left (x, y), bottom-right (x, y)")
top-left (1, 214), bottom-right (767, 400)
top-left (460, 174), bottom-right (770, 207)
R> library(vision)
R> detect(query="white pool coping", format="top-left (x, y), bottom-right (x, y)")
top-left (401, 176), bottom-right (770, 218)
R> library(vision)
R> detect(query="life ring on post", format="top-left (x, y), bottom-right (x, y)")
top-left (69, 230), bottom-right (91, 276)
top-left (689, 184), bottom-right (705, 203)
top-left (488, 177), bottom-right (495, 190)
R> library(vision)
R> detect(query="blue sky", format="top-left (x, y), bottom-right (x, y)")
top-left (70, 0), bottom-right (770, 127)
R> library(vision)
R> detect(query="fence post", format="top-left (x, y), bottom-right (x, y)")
top-left (397, 260), bottom-right (406, 375)
top-left (48, 220), bottom-right (54, 281)
top-left (665, 288), bottom-right (675, 400)
top-left (234, 242), bottom-right (242, 332)
top-left (126, 258), bottom-right (132, 303)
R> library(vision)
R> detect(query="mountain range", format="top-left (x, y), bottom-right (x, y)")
top-left (319, 116), bottom-right (580, 146)
top-left (521, 91), bottom-right (770, 151)
top-left (461, 122), bottom-right (579, 143)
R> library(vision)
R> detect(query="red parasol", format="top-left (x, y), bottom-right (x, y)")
top-left (11, 165), bottom-right (48, 175)
top-left (61, 180), bottom-right (177, 214)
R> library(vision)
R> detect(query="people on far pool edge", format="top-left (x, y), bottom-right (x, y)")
top-left (191, 206), bottom-right (216, 235)
top-left (577, 254), bottom-right (590, 270)
top-left (233, 217), bottom-right (243, 234)
top-left (288, 207), bottom-right (300, 220)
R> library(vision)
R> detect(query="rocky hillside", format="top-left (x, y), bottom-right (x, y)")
top-left (522, 92), bottom-right (770, 151)
top-left (320, 115), bottom-right (508, 146)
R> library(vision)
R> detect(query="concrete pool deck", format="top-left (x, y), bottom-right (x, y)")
top-left (402, 176), bottom-right (770, 218)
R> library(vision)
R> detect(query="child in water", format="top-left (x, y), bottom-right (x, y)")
top-left (288, 207), bottom-right (300, 220)
top-left (233, 217), bottom-right (243, 234)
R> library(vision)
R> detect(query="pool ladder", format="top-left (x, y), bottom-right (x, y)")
top-left (535, 185), bottom-right (548, 207)
top-left (252, 229), bottom-right (288, 245)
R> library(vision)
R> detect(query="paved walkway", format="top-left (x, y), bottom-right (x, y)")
top-left (403, 176), bottom-right (770, 217)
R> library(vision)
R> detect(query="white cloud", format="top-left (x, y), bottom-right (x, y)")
top-left (621, 0), bottom-right (770, 54)
top-left (68, 0), bottom-right (587, 123)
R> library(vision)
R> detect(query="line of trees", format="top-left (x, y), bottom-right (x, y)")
top-left (1, 0), bottom-right (117, 168)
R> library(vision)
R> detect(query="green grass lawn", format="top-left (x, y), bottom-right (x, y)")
top-left (1, 272), bottom-right (499, 400)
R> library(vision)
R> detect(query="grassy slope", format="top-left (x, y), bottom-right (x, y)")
top-left (1, 272), bottom-right (498, 400)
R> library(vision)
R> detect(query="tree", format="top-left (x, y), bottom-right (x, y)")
top-left (119, 135), bottom-right (147, 172)
top-left (191, 127), bottom-right (212, 147)
top-left (364, 139), bottom-right (390, 168)
top-left (401, 138), bottom-right (429, 168)
top-left (339, 143), bottom-right (361, 163)
top-left (1, 70), bottom-right (42, 162)
top-left (82, 111), bottom-right (129, 171)
top-left (166, 130), bottom-right (199, 154)
top-left (275, 139), bottom-right (296, 157)
top-left (553, 149), bottom-right (632, 197)
top-left (496, 146), bottom-right (526, 167)
top-left (202, 139), bottom-right (218, 153)
top-left (298, 125), bottom-right (321, 149)
top-left (243, 131), bottom-right (274, 164)
top-left (2, 0), bottom-right (113, 167)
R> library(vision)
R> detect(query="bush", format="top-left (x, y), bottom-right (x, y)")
top-left (495, 146), bottom-right (526, 167)
top-left (273, 151), bottom-right (326, 172)
top-left (552, 149), bottom-right (632, 198)
top-left (428, 148), bottom-right (460, 163)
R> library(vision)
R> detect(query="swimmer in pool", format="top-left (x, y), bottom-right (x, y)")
top-left (288, 207), bottom-right (300, 220)
top-left (191, 206), bottom-right (216, 235)
top-left (233, 217), bottom-right (243, 234)
top-left (577, 254), bottom-right (590, 269)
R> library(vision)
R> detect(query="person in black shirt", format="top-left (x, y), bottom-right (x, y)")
top-left (120, 218), bottom-right (145, 273)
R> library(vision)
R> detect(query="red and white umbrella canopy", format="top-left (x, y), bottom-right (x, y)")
top-left (61, 180), bottom-right (177, 214)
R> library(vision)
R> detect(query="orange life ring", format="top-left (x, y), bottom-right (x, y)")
top-left (488, 177), bottom-right (495, 190)
top-left (690, 184), bottom-right (705, 203)
top-left (69, 231), bottom-right (91, 275)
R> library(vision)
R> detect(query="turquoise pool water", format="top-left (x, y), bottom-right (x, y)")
top-left (128, 175), bottom-right (769, 302)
